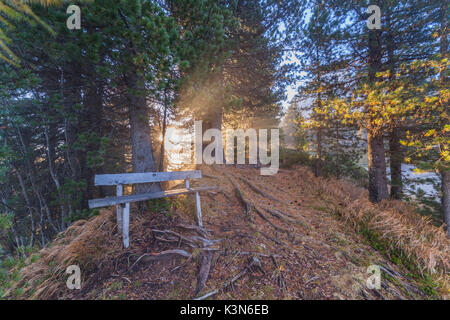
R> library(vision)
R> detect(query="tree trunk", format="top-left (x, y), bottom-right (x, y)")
top-left (14, 168), bottom-right (35, 248)
top-left (389, 128), bottom-right (403, 199)
top-left (386, 4), bottom-right (403, 200)
top-left (125, 65), bottom-right (161, 194)
top-left (61, 64), bottom-right (82, 180)
top-left (440, 0), bottom-right (447, 83)
top-left (368, 132), bottom-right (389, 203)
top-left (367, 4), bottom-right (388, 203)
top-left (80, 70), bottom-right (104, 208)
top-left (440, 0), bottom-right (448, 236)
top-left (314, 127), bottom-right (322, 177)
top-left (201, 71), bottom-right (224, 163)
top-left (442, 170), bottom-right (450, 237)
top-left (159, 98), bottom-right (168, 172)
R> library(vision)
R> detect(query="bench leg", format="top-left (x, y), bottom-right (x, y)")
top-left (195, 191), bottom-right (203, 227)
top-left (116, 205), bottom-right (123, 234)
top-left (116, 185), bottom-right (124, 234)
top-left (123, 202), bottom-right (130, 248)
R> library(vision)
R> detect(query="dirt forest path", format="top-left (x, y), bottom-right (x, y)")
top-left (192, 165), bottom-right (428, 300)
top-left (11, 165), bottom-right (437, 300)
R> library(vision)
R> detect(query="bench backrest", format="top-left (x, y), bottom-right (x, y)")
top-left (94, 170), bottom-right (201, 186)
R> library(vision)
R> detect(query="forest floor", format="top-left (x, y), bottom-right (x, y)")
top-left (7, 165), bottom-right (449, 300)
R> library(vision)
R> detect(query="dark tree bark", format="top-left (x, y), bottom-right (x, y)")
top-left (159, 86), bottom-right (172, 172)
top-left (442, 171), bottom-right (450, 236)
top-left (159, 101), bottom-right (168, 172)
top-left (389, 128), bottom-right (403, 199)
top-left (439, 0), bottom-right (449, 236)
top-left (125, 65), bottom-right (161, 194)
top-left (80, 70), bottom-right (104, 208)
top-left (314, 127), bottom-right (322, 177)
top-left (367, 6), bottom-right (389, 203)
top-left (201, 71), bottom-right (224, 163)
top-left (385, 4), bottom-right (403, 200)
top-left (61, 64), bottom-right (82, 180)
top-left (368, 132), bottom-right (389, 203)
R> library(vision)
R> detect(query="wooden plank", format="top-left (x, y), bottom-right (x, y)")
top-left (94, 170), bottom-right (202, 186)
top-left (88, 186), bottom-right (216, 209)
top-left (116, 185), bottom-right (123, 234)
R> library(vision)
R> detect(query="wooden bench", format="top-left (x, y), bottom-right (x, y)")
top-left (88, 170), bottom-right (215, 248)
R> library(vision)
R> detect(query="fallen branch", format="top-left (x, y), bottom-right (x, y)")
top-left (194, 289), bottom-right (218, 300)
top-left (305, 275), bottom-right (319, 284)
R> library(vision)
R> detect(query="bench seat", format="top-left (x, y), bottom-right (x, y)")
top-left (88, 186), bottom-right (216, 208)
top-left (88, 170), bottom-right (214, 248)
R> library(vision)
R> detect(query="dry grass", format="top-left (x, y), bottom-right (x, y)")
top-left (315, 175), bottom-right (449, 277)
top-left (7, 209), bottom-right (118, 299)
top-left (5, 164), bottom-right (449, 300)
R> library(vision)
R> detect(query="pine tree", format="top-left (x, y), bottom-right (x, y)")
top-left (292, 1), bottom-right (363, 178)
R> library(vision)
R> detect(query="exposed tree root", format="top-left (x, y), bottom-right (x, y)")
top-left (228, 176), bottom-right (251, 216)
top-left (265, 206), bottom-right (298, 220)
top-left (378, 264), bottom-right (424, 297)
top-left (195, 251), bottom-right (213, 295)
top-left (152, 229), bottom-right (197, 248)
top-left (174, 223), bottom-right (211, 237)
top-left (271, 255), bottom-right (287, 292)
top-left (227, 174), bottom-right (291, 234)
top-left (218, 189), bottom-right (234, 203)
top-left (238, 176), bottom-right (283, 203)
top-left (151, 226), bottom-right (222, 297)
top-left (261, 206), bottom-right (293, 222)
top-left (195, 256), bottom-right (266, 299)
top-left (203, 174), bottom-right (223, 179)
top-left (152, 229), bottom-right (221, 248)
top-left (130, 249), bottom-right (191, 270)
top-left (253, 206), bottom-right (289, 233)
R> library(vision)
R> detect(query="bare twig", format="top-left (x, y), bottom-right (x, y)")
top-left (194, 289), bottom-right (218, 300)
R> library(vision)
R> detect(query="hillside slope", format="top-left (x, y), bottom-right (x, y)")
top-left (7, 165), bottom-right (449, 300)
